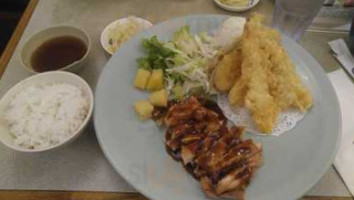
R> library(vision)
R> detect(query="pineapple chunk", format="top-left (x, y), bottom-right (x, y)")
top-left (149, 89), bottom-right (168, 107)
top-left (134, 69), bottom-right (151, 90)
top-left (134, 100), bottom-right (154, 120)
top-left (146, 69), bottom-right (164, 91)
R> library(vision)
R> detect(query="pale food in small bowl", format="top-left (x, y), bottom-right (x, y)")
top-left (101, 16), bottom-right (153, 55)
top-left (214, 0), bottom-right (260, 12)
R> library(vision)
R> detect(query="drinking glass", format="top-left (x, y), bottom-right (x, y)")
top-left (272, 0), bottom-right (325, 41)
top-left (349, 15), bottom-right (354, 54)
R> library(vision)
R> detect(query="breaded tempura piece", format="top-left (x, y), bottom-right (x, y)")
top-left (213, 48), bottom-right (243, 92)
top-left (261, 39), bottom-right (313, 112)
top-left (225, 13), bottom-right (312, 133)
top-left (240, 32), bottom-right (280, 133)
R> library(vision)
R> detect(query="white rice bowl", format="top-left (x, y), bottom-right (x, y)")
top-left (0, 71), bottom-right (93, 152)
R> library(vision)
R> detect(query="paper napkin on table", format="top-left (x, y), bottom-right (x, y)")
top-left (328, 68), bottom-right (354, 197)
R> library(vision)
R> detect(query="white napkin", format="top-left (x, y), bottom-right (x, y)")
top-left (329, 68), bottom-right (354, 197)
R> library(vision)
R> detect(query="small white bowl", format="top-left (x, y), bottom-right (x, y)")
top-left (0, 71), bottom-right (94, 153)
top-left (214, 0), bottom-right (260, 12)
top-left (101, 16), bottom-right (153, 55)
top-left (20, 25), bottom-right (91, 73)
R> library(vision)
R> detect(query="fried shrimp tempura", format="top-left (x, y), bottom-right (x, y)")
top-left (241, 34), bottom-right (281, 133)
top-left (262, 39), bottom-right (313, 112)
top-left (213, 48), bottom-right (243, 92)
top-left (214, 13), bottom-right (313, 133)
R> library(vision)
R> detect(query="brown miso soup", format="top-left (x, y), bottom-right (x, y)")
top-left (30, 36), bottom-right (87, 72)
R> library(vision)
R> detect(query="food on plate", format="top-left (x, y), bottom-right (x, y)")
top-left (4, 83), bottom-right (89, 149)
top-left (219, 0), bottom-right (250, 7)
top-left (134, 68), bottom-right (151, 90)
top-left (136, 26), bottom-right (217, 99)
top-left (213, 17), bottom-right (245, 49)
top-left (127, 15), bottom-right (310, 199)
top-left (171, 84), bottom-right (184, 100)
top-left (134, 100), bottom-right (154, 120)
top-left (133, 18), bottom-right (247, 110)
top-left (213, 48), bottom-right (242, 92)
top-left (107, 16), bottom-right (148, 53)
top-left (146, 69), bottom-right (164, 91)
top-left (149, 89), bottom-right (168, 107)
top-left (160, 97), bottom-right (263, 199)
top-left (212, 14), bottom-right (313, 133)
top-left (133, 25), bottom-right (223, 120)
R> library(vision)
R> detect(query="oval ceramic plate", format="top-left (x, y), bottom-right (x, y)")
top-left (94, 15), bottom-right (341, 200)
top-left (214, 0), bottom-right (260, 12)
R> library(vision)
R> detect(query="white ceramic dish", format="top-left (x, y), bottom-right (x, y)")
top-left (100, 16), bottom-right (153, 55)
top-left (214, 0), bottom-right (260, 12)
top-left (20, 25), bottom-right (91, 74)
top-left (0, 71), bottom-right (94, 153)
top-left (94, 15), bottom-right (341, 200)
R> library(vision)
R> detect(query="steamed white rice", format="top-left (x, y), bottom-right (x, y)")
top-left (4, 83), bottom-right (89, 149)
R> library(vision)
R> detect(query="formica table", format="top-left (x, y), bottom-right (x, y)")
top-left (0, 0), bottom-right (352, 199)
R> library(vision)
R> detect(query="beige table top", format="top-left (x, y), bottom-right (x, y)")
top-left (0, 0), bottom-right (351, 199)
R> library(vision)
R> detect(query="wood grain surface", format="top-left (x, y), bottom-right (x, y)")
top-left (0, 0), bottom-right (38, 79)
top-left (0, 190), bottom-right (352, 200)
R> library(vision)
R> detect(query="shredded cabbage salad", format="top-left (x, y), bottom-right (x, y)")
top-left (137, 26), bottom-right (219, 99)
top-left (219, 0), bottom-right (249, 7)
top-left (108, 17), bottom-right (145, 53)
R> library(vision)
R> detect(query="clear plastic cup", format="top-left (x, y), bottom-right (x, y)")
top-left (272, 0), bottom-right (325, 41)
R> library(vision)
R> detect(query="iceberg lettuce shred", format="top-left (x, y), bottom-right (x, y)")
top-left (137, 26), bottom-right (218, 99)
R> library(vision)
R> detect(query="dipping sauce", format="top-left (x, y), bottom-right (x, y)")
top-left (30, 36), bottom-right (87, 72)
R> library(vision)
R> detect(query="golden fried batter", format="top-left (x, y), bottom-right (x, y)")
top-left (213, 48), bottom-right (243, 92)
top-left (214, 13), bottom-right (313, 133)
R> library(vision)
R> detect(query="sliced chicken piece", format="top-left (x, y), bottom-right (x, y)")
top-left (161, 97), bottom-right (263, 200)
top-left (164, 97), bottom-right (200, 126)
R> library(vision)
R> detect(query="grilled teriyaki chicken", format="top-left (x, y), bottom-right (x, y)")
top-left (153, 97), bottom-right (263, 200)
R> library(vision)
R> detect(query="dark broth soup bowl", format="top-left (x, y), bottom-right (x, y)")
top-left (20, 25), bottom-right (91, 74)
